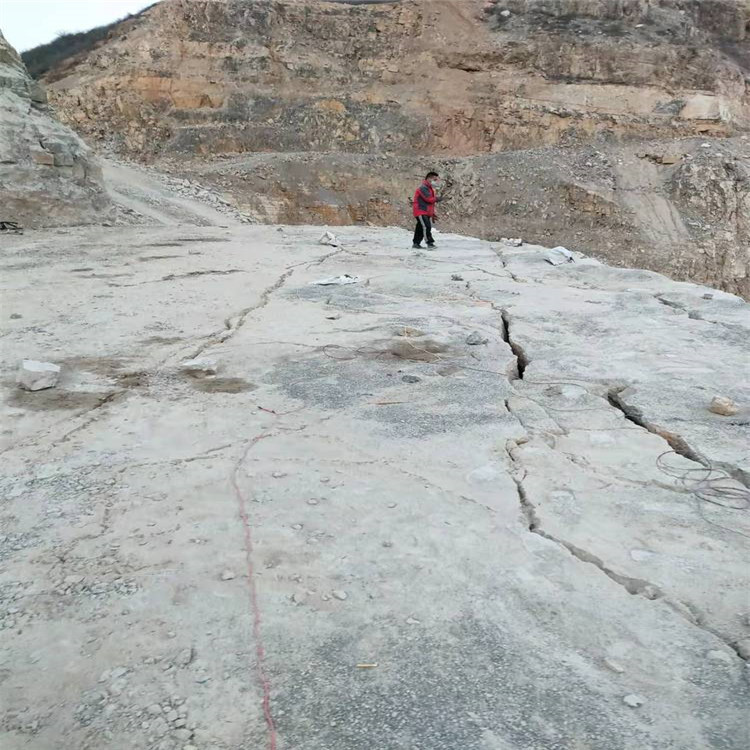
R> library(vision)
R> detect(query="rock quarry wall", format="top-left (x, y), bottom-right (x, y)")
top-left (23, 0), bottom-right (750, 295)
top-left (44, 0), bottom-right (749, 157)
top-left (0, 31), bottom-right (111, 228)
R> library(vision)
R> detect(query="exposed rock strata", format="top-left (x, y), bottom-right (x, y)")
top-left (44, 0), bottom-right (749, 157)
top-left (0, 31), bottom-right (111, 228)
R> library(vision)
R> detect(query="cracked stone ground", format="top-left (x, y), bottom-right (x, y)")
top-left (1, 223), bottom-right (749, 750)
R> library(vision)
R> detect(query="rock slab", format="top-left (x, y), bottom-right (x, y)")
top-left (16, 359), bottom-right (60, 391)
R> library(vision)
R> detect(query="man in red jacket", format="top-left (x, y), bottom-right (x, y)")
top-left (412, 171), bottom-right (442, 249)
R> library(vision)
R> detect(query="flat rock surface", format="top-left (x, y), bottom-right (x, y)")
top-left (1, 222), bottom-right (749, 750)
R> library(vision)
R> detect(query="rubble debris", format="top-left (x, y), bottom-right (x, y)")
top-left (310, 274), bottom-right (360, 286)
top-left (0, 220), bottom-right (23, 233)
top-left (16, 359), bottom-right (61, 391)
top-left (709, 396), bottom-right (739, 416)
top-left (501, 238), bottom-right (523, 247)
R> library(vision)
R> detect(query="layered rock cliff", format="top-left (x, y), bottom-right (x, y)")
top-left (44, 0), bottom-right (749, 156)
top-left (0, 31), bottom-right (111, 228)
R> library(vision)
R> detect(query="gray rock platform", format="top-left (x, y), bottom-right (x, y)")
top-left (1, 224), bottom-right (748, 750)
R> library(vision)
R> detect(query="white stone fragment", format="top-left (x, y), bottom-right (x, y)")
top-left (16, 360), bottom-right (60, 391)
top-left (709, 396), bottom-right (738, 416)
top-left (310, 274), bottom-right (360, 286)
top-left (179, 357), bottom-right (219, 375)
top-left (623, 694), bottom-right (646, 708)
top-left (604, 658), bottom-right (625, 674)
top-left (318, 230), bottom-right (341, 247)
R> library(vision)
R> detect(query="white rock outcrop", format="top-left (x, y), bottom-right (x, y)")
top-left (0, 29), bottom-right (111, 227)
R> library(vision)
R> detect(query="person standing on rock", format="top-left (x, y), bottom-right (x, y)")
top-left (412, 171), bottom-right (442, 250)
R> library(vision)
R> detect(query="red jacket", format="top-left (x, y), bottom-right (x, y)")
top-left (413, 180), bottom-right (437, 218)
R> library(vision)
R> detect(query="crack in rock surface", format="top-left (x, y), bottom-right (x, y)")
top-left (1, 224), bottom-right (749, 750)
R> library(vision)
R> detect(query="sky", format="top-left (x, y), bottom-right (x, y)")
top-left (1, 0), bottom-right (157, 52)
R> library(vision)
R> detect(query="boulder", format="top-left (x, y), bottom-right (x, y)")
top-left (709, 396), bottom-right (739, 417)
top-left (17, 360), bottom-right (61, 391)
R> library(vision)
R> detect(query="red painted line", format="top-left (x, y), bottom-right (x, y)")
top-left (231, 435), bottom-right (278, 750)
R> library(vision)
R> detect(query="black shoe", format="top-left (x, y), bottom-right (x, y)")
top-left (426, 243), bottom-right (437, 250)
top-left (412, 244), bottom-right (423, 249)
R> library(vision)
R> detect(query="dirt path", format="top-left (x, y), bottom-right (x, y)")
top-left (102, 160), bottom-right (242, 227)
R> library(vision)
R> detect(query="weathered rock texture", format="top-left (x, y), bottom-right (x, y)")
top-left (44, 0), bottom-right (749, 155)
top-left (35, 0), bottom-right (750, 294)
top-left (1, 214), bottom-right (749, 749)
top-left (0, 30), bottom-right (111, 227)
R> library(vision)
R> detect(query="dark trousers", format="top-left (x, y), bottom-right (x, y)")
top-left (413, 215), bottom-right (435, 246)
